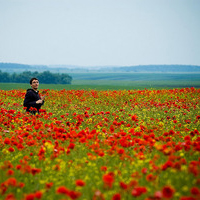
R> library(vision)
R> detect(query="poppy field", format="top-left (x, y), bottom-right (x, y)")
top-left (0, 88), bottom-right (200, 200)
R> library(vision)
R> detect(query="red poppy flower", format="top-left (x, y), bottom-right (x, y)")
top-left (25, 194), bottom-right (35, 200)
top-left (110, 125), bottom-right (115, 132)
top-left (16, 165), bottom-right (21, 170)
top-left (29, 107), bottom-right (37, 111)
top-left (75, 179), bottom-right (85, 187)
top-left (35, 191), bottom-right (43, 199)
top-left (18, 182), bottom-right (25, 188)
top-left (5, 177), bottom-right (17, 187)
top-left (98, 151), bottom-right (105, 157)
top-left (45, 182), bottom-right (53, 189)
top-left (56, 186), bottom-right (69, 195)
top-left (4, 138), bottom-right (11, 145)
top-left (117, 148), bottom-right (125, 154)
top-left (68, 190), bottom-right (81, 199)
top-left (131, 115), bottom-right (138, 121)
top-left (103, 173), bottom-right (114, 188)
top-left (141, 168), bottom-right (147, 174)
top-left (66, 149), bottom-right (71, 154)
top-left (119, 181), bottom-right (128, 190)
top-left (68, 143), bottom-right (75, 149)
top-left (132, 186), bottom-right (147, 197)
top-left (31, 168), bottom-right (41, 176)
top-left (180, 197), bottom-right (196, 200)
top-left (5, 193), bottom-right (16, 200)
top-left (112, 193), bottom-right (121, 200)
top-left (7, 169), bottom-right (14, 176)
top-left (101, 166), bottom-right (107, 171)
top-left (7, 146), bottom-right (15, 152)
top-left (162, 186), bottom-right (175, 199)
top-left (146, 174), bottom-right (157, 182)
top-left (191, 187), bottom-right (200, 195)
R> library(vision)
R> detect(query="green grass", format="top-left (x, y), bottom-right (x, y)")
top-left (1, 79), bottom-right (200, 91)
top-left (68, 72), bottom-right (200, 81)
top-left (1, 73), bottom-right (200, 90)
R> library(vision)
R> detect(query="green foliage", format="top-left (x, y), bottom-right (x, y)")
top-left (0, 70), bottom-right (72, 84)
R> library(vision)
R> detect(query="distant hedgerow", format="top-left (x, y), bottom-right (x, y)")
top-left (0, 70), bottom-right (72, 84)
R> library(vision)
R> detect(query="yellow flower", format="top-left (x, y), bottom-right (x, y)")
top-left (182, 186), bottom-right (188, 192)
top-left (2, 149), bottom-right (9, 155)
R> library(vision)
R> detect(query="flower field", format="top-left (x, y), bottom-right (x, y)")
top-left (0, 88), bottom-right (200, 200)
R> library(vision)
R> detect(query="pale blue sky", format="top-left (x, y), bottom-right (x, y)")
top-left (0, 0), bottom-right (200, 67)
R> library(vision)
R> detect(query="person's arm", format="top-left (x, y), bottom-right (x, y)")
top-left (23, 91), bottom-right (42, 107)
top-left (40, 95), bottom-right (45, 105)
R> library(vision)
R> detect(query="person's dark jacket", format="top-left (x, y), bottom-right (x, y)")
top-left (23, 89), bottom-right (44, 114)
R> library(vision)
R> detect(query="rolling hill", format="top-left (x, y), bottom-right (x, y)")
top-left (0, 63), bottom-right (200, 73)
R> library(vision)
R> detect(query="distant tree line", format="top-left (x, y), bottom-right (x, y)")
top-left (0, 70), bottom-right (72, 84)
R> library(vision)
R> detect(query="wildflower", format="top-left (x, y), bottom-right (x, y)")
top-left (191, 187), bottom-right (200, 196)
top-left (8, 147), bottom-right (15, 152)
top-left (25, 193), bottom-right (35, 200)
top-left (184, 135), bottom-right (191, 141)
top-left (98, 151), bottom-right (105, 157)
top-left (5, 193), bottom-right (16, 200)
top-left (56, 186), bottom-right (69, 195)
top-left (119, 181), bottom-right (128, 190)
top-left (16, 165), bottom-right (22, 170)
top-left (154, 191), bottom-right (163, 199)
top-left (93, 190), bottom-right (105, 200)
top-left (18, 182), bottom-right (25, 188)
top-left (38, 147), bottom-right (45, 160)
top-left (162, 160), bottom-right (173, 170)
top-left (146, 174), bottom-right (157, 182)
top-left (7, 169), bottom-right (14, 176)
top-left (162, 186), bottom-right (175, 199)
top-left (141, 168), bottom-right (148, 174)
top-left (180, 197), bottom-right (196, 200)
top-left (31, 168), bottom-right (41, 176)
top-left (117, 148), bottom-right (125, 154)
top-left (189, 161), bottom-right (199, 176)
top-left (75, 179), bottom-right (85, 187)
top-left (4, 138), bottom-right (11, 145)
top-left (5, 177), bottom-right (17, 187)
top-left (1, 161), bottom-right (13, 170)
top-left (35, 191), bottom-right (43, 199)
top-left (68, 190), bottom-right (81, 199)
top-left (132, 186), bottom-right (147, 197)
top-left (45, 182), bottom-right (53, 189)
top-left (66, 149), bottom-right (71, 154)
top-left (131, 115), bottom-right (138, 121)
top-left (112, 193), bottom-right (121, 200)
top-left (110, 125), bottom-right (115, 132)
top-left (101, 166), bottom-right (107, 171)
top-left (68, 143), bottom-right (75, 149)
top-left (103, 173), bottom-right (114, 188)
top-left (17, 143), bottom-right (24, 150)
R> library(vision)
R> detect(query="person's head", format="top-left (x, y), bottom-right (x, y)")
top-left (30, 78), bottom-right (39, 91)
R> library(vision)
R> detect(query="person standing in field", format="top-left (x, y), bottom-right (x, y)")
top-left (23, 77), bottom-right (45, 114)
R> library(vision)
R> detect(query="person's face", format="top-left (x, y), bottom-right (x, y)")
top-left (31, 79), bottom-right (39, 90)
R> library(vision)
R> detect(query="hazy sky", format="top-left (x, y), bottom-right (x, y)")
top-left (0, 0), bottom-right (200, 66)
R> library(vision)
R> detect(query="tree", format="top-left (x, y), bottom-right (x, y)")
top-left (0, 71), bottom-right (72, 84)
top-left (0, 70), bottom-right (10, 82)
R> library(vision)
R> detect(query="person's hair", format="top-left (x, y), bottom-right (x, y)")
top-left (30, 78), bottom-right (39, 84)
